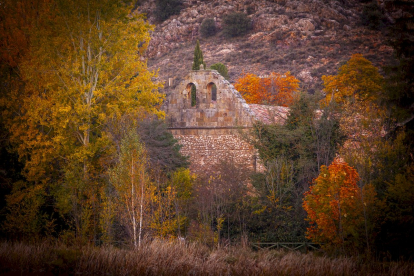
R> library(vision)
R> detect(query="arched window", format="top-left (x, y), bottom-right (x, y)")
top-left (207, 82), bottom-right (217, 102)
top-left (186, 83), bottom-right (197, 107)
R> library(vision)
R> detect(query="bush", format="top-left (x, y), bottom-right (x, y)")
top-left (246, 5), bottom-right (255, 15)
top-left (210, 63), bottom-right (229, 79)
top-left (200, 18), bottom-right (217, 38)
top-left (222, 12), bottom-right (251, 38)
top-left (361, 1), bottom-right (386, 30)
top-left (155, 0), bottom-right (183, 22)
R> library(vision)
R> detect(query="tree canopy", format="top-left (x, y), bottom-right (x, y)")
top-left (235, 72), bottom-right (299, 106)
top-left (0, 0), bottom-right (165, 241)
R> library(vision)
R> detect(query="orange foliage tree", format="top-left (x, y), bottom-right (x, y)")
top-left (234, 73), bottom-right (270, 104)
top-left (267, 72), bottom-right (300, 106)
top-left (234, 71), bottom-right (299, 106)
top-left (303, 158), bottom-right (379, 251)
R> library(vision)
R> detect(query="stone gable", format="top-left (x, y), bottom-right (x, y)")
top-left (163, 69), bottom-right (255, 129)
top-left (163, 69), bottom-right (271, 173)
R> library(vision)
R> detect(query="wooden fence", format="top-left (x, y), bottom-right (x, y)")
top-left (251, 242), bottom-right (322, 252)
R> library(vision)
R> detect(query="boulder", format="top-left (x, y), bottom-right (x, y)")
top-left (253, 14), bottom-right (289, 31)
top-left (296, 19), bottom-right (315, 33)
top-left (298, 70), bottom-right (314, 83)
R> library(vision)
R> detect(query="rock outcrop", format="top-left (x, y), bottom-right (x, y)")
top-left (139, 0), bottom-right (395, 91)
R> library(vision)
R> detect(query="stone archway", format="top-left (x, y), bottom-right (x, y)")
top-left (207, 82), bottom-right (217, 102)
top-left (186, 83), bottom-right (197, 106)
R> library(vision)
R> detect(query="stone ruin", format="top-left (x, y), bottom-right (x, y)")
top-left (162, 69), bottom-right (289, 174)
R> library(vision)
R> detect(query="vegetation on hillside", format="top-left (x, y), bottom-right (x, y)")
top-left (222, 12), bottom-right (251, 38)
top-left (155, 0), bottom-right (183, 22)
top-left (210, 62), bottom-right (229, 79)
top-left (200, 18), bottom-right (217, 38)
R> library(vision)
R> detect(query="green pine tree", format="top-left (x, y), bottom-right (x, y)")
top-left (192, 40), bottom-right (206, 70)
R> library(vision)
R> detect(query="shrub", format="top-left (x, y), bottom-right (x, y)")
top-left (210, 63), bottom-right (229, 79)
top-left (361, 1), bottom-right (386, 30)
top-left (155, 0), bottom-right (183, 22)
top-left (246, 5), bottom-right (255, 15)
top-left (222, 12), bottom-right (251, 38)
top-left (200, 18), bottom-right (217, 38)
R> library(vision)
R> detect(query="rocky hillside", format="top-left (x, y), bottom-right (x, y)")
top-left (137, 0), bottom-right (395, 92)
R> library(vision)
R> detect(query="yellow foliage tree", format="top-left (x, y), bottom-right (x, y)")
top-left (322, 54), bottom-right (384, 105)
top-left (148, 168), bottom-right (194, 239)
top-left (322, 54), bottom-right (391, 200)
top-left (109, 131), bottom-right (149, 247)
top-left (1, 0), bottom-right (164, 240)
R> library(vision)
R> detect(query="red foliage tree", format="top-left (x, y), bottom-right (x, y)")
top-left (303, 158), bottom-right (379, 251)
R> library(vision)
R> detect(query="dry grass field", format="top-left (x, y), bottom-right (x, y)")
top-left (0, 240), bottom-right (413, 276)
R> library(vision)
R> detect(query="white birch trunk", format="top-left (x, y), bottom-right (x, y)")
top-left (131, 155), bottom-right (137, 248)
top-left (138, 165), bottom-right (144, 247)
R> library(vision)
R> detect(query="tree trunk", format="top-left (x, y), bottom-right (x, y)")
top-left (131, 155), bottom-right (137, 248)
top-left (138, 165), bottom-right (144, 247)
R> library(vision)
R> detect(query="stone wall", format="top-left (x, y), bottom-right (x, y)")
top-left (170, 128), bottom-right (258, 173)
top-left (163, 69), bottom-right (254, 128)
top-left (163, 69), bottom-right (260, 173)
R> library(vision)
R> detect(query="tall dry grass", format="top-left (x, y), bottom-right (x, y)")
top-left (0, 239), bottom-right (413, 275)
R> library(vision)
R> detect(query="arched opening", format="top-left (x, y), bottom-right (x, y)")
top-left (207, 82), bottom-right (217, 102)
top-left (186, 83), bottom-right (197, 107)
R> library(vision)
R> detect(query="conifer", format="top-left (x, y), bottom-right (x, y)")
top-left (192, 40), bottom-right (206, 70)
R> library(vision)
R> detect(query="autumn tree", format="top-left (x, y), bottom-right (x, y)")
top-left (191, 159), bottom-right (250, 246)
top-left (1, 0), bottom-right (164, 240)
top-left (322, 54), bottom-right (384, 106)
top-left (234, 71), bottom-right (299, 106)
top-left (322, 55), bottom-right (392, 194)
top-left (303, 158), bottom-right (379, 252)
top-left (322, 54), bottom-right (414, 257)
top-left (149, 168), bottom-right (194, 238)
top-left (321, 54), bottom-right (385, 156)
top-left (267, 72), bottom-right (299, 106)
top-left (108, 131), bottom-right (148, 247)
top-left (234, 73), bottom-right (270, 104)
top-left (248, 93), bottom-right (343, 242)
top-left (0, 0), bottom-right (52, 232)
top-left (102, 115), bottom-right (192, 244)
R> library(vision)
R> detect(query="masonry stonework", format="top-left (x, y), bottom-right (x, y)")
top-left (163, 69), bottom-right (259, 173)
